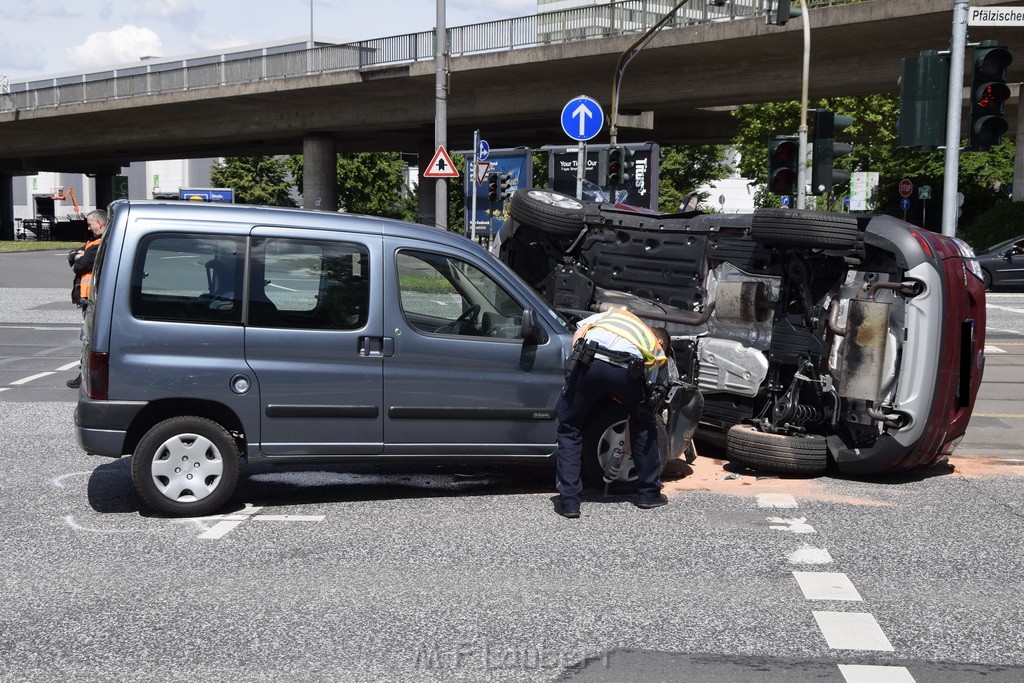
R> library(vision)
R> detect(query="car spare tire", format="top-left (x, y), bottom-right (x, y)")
top-left (725, 423), bottom-right (828, 475)
top-left (509, 188), bottom-right (588, 238)
top-left (751, 208), bottom-right (860, 251)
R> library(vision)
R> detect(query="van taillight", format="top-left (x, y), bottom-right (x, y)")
top-left (87, 352), bottom-right (109, 400)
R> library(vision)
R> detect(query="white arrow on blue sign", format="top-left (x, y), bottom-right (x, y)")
top-left (477, 140), bottom-right (490, 161)
top-left (560, 96), bottom-right (604, 141)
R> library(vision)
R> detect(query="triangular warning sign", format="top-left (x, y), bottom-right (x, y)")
top-left (423, 146), bottom-right (460, 178)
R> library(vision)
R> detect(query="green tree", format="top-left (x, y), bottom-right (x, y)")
top-left (658, 145), bottom-right (733, 212)
top-left (732, 94), bottom-right (1014, 231)
top-left (210, 156), bottom-right (297, 207)
top-left (288, 152), bottom-right (418, 221)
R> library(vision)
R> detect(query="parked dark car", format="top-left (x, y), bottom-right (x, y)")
top-left (495, 189), bottom-right (987, 476)
top-left (975, 235), bottom-right (1024, 290)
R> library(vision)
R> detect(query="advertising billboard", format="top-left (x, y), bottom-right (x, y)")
top-left (548, 143), bottom-right (659, 209)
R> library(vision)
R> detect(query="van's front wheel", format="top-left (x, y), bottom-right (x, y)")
top-left (132, 416), bottom-right (240, 516)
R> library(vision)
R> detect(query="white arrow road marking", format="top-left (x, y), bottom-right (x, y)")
top-left (767, 516), bottom-right (816, 533)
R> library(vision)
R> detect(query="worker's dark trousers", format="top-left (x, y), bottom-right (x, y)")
top-left (554, 358), bottom-right (662, 510)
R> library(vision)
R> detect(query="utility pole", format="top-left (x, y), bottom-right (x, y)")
top-left (434, 0), bottom-right (448, 230)
top-left (941, 0), bottom-right (969, 237)
top-left (796, 0), bottom-right (811, 209)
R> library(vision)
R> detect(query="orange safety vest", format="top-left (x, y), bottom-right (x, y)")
top-left (78, 238), bottom-right (102, 300)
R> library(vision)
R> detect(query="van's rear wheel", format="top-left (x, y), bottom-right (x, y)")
top-left (581, 404), bottom-right (669, 486)
top-left (725, 423), bottom-right (828, 475)
top-left (132, 416), bottom-right (240, 516)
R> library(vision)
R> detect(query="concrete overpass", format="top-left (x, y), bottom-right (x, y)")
top-left (2, 0), bottom-right (1023, 232)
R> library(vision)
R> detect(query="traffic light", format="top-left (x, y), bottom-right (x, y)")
top-left (607, 146), bottom-right (624, 186)
top-left (767, 135), bottom-right (799, 196)
top-left (898, 50), bottom-right (949, 151)
top-left (770, 0), bottom-right (802, 26)
top-left (810, 109), bottom-right (853, 195)
top-left (968, 40), bottom-right (1012, 152)
top-left (497, 172), bottom-right (513, 201)
top-left (619, 147), bottom-right (635, 185)
top-left (487, 172), bottom-right (499, 203)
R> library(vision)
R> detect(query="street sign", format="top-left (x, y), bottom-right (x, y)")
top-left (560, 96), bottom-right (604, 141)
top-left (475, 161), bottom-right (491, 185)
top-left (899, 178), bottom-right (914, 198)
top-left (968, 6), bottom-right (1024, 26)
top-left (477, 139), bottom-right (490, 161)
top-left (781, 195), bottom-right (791, 207)
top-left (900, 197), bottom-right (911, 210)
top-left (918, 185), bottom-right (932, 200)
top-left (423, 146), bottom-right (460, 178)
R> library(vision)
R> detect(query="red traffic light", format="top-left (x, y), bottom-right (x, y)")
top-left (974, 82), bottom-right (1010, 111)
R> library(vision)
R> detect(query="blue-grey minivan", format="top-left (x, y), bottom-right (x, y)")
top-left (75, 201), bottom-right (697, 516)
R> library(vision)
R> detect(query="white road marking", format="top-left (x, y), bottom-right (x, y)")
top-left (812, 611), bottom-right (894, 651)
top-left (838, 664), bottom-right (915, 682)
top-left (767, 516), bottom-right (816, 533)
top-left (756, 493), bottom-right (798, 508)
top-left (987, 303), bottom-right (1024, 314)
top-left (10, 371), bottom-right (55, 385)
top-left (788, 544), bottom-right (834, 564)
top-left (197, 504), bottom-right (324, 539)
top-left (57, 361), bottom-right (80, 371)
top-left (984, 345), bottom-right (1007, 353)
top-left (793, 572), bottom-right (863, 601)
top-left (63, 515), bottom-right (153, 534)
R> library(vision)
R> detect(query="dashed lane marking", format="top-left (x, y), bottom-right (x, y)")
top-left (788, 544), bottom-right (834, 565)
top-left (767, 516), bottom-right (816, 533)
top-left (9, 371), bottom-right (55, 385)
top-left (813, 611), bottom-right (895, 652)
top-left (793, 572), bottom-right (863, 601)
top-left (838, 664), bottom-right (916, 682)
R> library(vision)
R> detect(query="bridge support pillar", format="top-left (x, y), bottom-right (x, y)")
top-left (0, 173), bottom-right (13, 241)
top-left (94, 171), bottom-right (116, 211)
top-left (303, 133), bottom-right (337, 211)
top-left (416, 137), bottom-right (435, 227)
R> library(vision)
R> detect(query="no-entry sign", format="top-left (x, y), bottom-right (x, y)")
top-left (899, 178), bottom-right (914, 198)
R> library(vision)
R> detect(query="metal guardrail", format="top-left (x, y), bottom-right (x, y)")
top-left (0, 0), bottom-right (850, 113)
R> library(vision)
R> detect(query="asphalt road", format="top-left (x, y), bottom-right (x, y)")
top-left (1, 248), bottom-right (1022, 683)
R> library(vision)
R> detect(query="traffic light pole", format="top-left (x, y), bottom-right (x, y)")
top-left (796, 0), bottom-right (810, 210)
top-left (941, 0), bottom-right (969, 237)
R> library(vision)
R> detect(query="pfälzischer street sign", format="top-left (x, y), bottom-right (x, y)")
top-left (967, 6), bottom-right (1024, 26)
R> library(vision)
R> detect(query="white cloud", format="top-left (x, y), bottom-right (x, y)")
top-left (65, 25), bottom-right (164, 69)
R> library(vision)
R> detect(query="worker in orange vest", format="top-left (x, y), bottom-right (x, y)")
top-left (66, 209), bottom-right (107, 389)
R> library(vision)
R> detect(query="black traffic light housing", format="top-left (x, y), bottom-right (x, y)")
top-left (770, 0), bottom-right (802, 26)
top-left (968, 40), bottom-right (1012, 152)
top-left (810, 109), bottom-right (853, 195)
top-left (497, 172), bottom-right (513, 201)
top-left (767, 135), bottom-right (799, 196)
top-left (606, 146), bottom-right (636, 187)
top-left (898, 50), bottom-right (949, 151)
top-left (487, 172), bottom-right (499, 203)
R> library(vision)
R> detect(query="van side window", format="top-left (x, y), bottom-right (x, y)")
top-left (131, 234), bottom-right (244, 324)
top-left (248, 237), bottom-right (369, 330)
top-left (396, 249), bottom-right (527, 339)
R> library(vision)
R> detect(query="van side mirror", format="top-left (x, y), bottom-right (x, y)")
top-left (521, 309), bottom-right (547, 344)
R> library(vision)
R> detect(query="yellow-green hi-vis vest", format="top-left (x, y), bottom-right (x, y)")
top-left (587, 309), bottom-right (667, 368)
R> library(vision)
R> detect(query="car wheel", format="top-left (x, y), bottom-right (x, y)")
top-left (581, 404), bottom-right (669, 486)
top-left (725, 423), bottom-right (828, 475)
top-left (509, 188), bottom-right (588, 238)
top-left (132, 416), bottom-right (241, 516)
top-left (751, 208), bottom-right (861, 251)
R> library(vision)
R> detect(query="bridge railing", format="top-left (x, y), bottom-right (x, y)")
top-left (0, 0), bottom-right (850, 113)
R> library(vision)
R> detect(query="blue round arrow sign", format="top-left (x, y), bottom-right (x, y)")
top-left (561, 96), bottom-right (604, 141)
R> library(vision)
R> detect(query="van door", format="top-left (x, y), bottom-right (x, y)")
top-left (381, 238), bottom-right (566, 457)
top-left (244, 229), bottom-right (384, 456)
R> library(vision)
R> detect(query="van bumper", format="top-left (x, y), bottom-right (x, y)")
top-left (75, 399), bottom-right (148, 457)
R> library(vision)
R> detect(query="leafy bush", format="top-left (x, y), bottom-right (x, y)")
top-left (962, 200), bottom-right (1024, 251)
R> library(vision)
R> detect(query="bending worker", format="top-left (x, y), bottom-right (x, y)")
top-left (554, 307), bottom-right (670, 518)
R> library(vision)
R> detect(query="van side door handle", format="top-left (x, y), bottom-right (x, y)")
top-left (359, 336), bottom-right (394, 357)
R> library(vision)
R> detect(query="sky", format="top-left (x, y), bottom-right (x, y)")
top-left (0, 0), bottom-right (538, 81)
